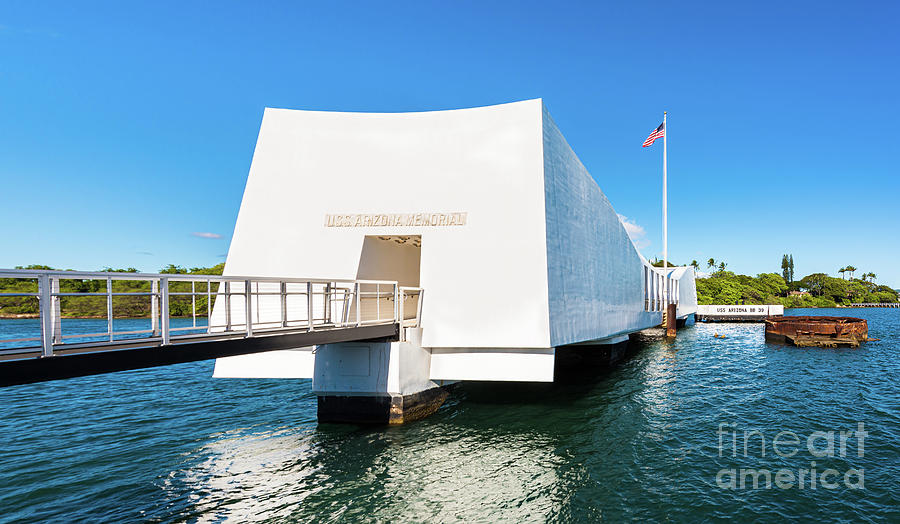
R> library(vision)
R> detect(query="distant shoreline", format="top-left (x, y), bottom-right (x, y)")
top-left (0, 314), bottom-right (207, 320)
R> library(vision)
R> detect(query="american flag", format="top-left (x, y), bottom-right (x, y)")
top-left (642, 122), bottom-right (665, 147)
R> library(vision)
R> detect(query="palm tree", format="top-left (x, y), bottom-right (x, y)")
top-left (690, 260), bottom-right (700, 270)
top-left (846, 265), bottom-right (857, 280)
top-left (838, 267), bottom-right (847, 280)
top-left (707, 258), bottom-right (716, 269)
top-left (718, 261), bottom-right (727, 272)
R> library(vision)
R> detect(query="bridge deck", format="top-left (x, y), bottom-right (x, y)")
top-left (0, 323), bottom-right (397, 387)
top-left (0, 269), bottom-right (420, 386)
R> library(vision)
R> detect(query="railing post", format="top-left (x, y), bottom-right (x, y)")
top-left (107, 277), bottom-right (113, 342)
top-left (224, 281), bottom-right (232, 331)
top-left (191, 281), bottom-right (196, 328)
top-left (398, 286), bottom-right (405, 341)
top-left (355, 282), bottom-right (361, 326)
top-left (38, 274), bottom-right (54, 357)
top-left (206, 279), bottom-right (212, 332)
top-left (415, 289), bottom-right (424, 328)
top-left (245, 279), bottom-right (253, 337)
top-left (280, 281), bottom-right (287, 328)
top-left (50, 276), bottom-right (61, 345)
top-left (307, 281), bottom-right (314, 331)
top-left (160, 277), bottom-right (170, 345)
top-left (151, 279), bottom-right (160, 336)
top-left (325, 282), bottom-right (332, 324)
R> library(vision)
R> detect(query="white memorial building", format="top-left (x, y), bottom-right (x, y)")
top-left (213, 99), bottom-right (697, 423)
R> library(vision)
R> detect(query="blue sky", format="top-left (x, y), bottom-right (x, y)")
top-left (1, 1), bottom-right (898, 287)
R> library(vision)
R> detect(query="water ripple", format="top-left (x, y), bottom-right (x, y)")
top-left (0, 308), bottom-right (898, 521)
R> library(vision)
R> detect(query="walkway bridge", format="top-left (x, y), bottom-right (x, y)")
top-left (0, 269), bottom-right (422, 387)
top-left (847, 303), bottom-right (899, 308)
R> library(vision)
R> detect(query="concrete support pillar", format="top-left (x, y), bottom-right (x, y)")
top-left (312, 329), bottom-right (451, 424)
top-left (666, 303), bottom-right (677, 339)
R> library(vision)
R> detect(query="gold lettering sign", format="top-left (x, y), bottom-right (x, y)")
top-left (324, 212), bottom-right (468, 227)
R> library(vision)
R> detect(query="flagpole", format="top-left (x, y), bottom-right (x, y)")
top-left (663, 111), bottom-right (667, 305)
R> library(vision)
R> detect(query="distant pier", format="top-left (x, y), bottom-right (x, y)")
top-left (696, 305), bottom-right (784, 323)
top-left (847, 303), bottom-right (900, 308)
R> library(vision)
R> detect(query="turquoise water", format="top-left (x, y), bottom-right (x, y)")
top-left (0, 308), bottom-right (897, 522)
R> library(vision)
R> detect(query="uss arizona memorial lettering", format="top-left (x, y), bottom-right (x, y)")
top-left (325, 212), bottom-right (468, 228)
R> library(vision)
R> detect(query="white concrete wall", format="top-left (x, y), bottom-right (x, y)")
top-left (213, 99), bottom-right (699, 383)
top-left (223, 100), bottom-right (551, 350)
top-left (542, 105), bottom-right (660, 346)
top-left (312, 339), bottom-right (438, 396)
top-left (671, 266), bottom-right (698, 318)
top-left (429, 348), bottom-right (555, 382)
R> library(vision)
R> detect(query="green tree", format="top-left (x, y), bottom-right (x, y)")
top-left (800, 273), bottom-right (828, 296)
top-left (160, 264), bottom-right (189, 274)
top-left (756, 273), bottom-right (788, 297)
top-left (707, 258), bottom-right (716, 269)
top-left (690, 260), bottom-right (700, 270)
top-left (846, 265), bottom-right (857, 280)
top-left (695, 268), bottom-right (897, 307)
top-left (0, 262), bottom-right (228, 318)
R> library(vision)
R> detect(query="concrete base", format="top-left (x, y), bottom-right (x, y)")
top-left (317, 385), bottom-right (451, 425)
top-left (554, 338), bottom-right (633, 381)
top-left (312, 329), bottom-right (454, 424)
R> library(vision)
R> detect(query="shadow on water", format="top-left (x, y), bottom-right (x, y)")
top-left (456, 337), bottom-right (657, 407)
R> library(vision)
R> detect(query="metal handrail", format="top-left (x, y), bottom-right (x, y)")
top-left (0, 269), bottom-right (418, 359)
top-left (397, 287), bottom-right (423, 341)
top-left (0, 268), bottom-right (398, 286)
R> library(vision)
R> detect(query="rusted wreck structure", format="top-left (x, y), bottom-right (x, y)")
top-left (765, 316), bottom-right (869, 348)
